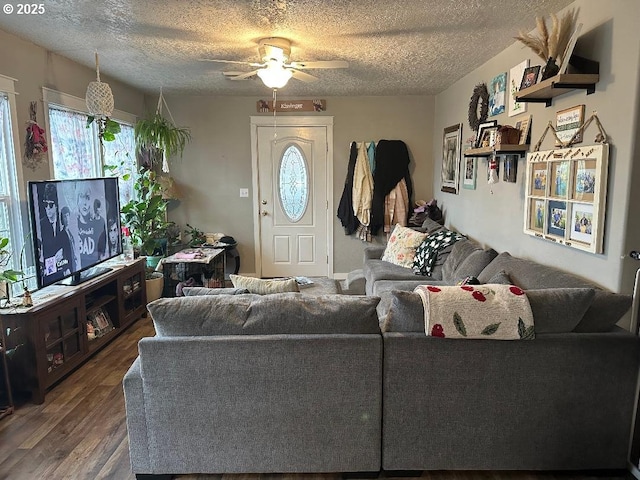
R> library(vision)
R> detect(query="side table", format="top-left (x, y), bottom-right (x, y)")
top-left (161, 248), bottom-right (226, 297)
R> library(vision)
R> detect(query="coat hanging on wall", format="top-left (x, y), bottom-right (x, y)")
top-left (337, 142), bottom-right (359, 235)
top-left (370, 140), bottom-right (412, 235)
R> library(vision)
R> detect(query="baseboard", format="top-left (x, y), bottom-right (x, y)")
top-left (333, 272), bottom-right (348, 280)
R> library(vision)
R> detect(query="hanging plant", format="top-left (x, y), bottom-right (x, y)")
top-left (86, 116), bottom-right (121, 143)
top-left (134, 91), bottom-right (191, 173)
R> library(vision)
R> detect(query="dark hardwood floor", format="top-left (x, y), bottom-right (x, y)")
top-left (0, 316), bottom-right (634, 480)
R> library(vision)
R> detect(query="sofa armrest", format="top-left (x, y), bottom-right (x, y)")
top-left (123, 357), bottom-right (151, 474)
top-left (364, 246), bottom-right (385, 261)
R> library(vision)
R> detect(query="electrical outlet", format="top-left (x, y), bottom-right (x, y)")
top-left (239, 188), bottom-right (249, 198)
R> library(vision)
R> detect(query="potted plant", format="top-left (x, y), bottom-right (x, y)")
top-left (121, 168), bottom-right (169, 269)
top-left (134, 92), bottom-right (191, 172)
top-left (0, 236), bottom-right (23, 306)
top-left (185, 223), bottom-right (206, 247)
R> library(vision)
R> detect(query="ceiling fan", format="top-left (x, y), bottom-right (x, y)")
top-left (201, 37), bottom-right (349, 88)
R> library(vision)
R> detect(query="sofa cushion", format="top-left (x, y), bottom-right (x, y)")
top-left (373, 279), bottom-right (448, 321)
top-left (478, 252), bottom-right (632, 331)
top-left (526, 288), bottom-right (595, 333)
top-left (413, 229), bottom-right (465, 276)
top-left (183, 287), bottom-right (249, 296)
top-left (148, 293), bottom-right (381, 336)
top-left (420, 217), bottom-right (446, 234)
top-left (381, 290), bottom-right (424, 333)
top-left (441, 239), bottom-right (479, 282)
top-left (364, 259), bottom-right (438, 295)
top-left (382, 288), bottom-right (599, 334)
top-left (450, 248), bottom-right (498, 283)
top-left (381, 224), bottom-right (428, 268)
top-left (230, 274), bottom-right (299, 294)
top-left (486, 270), bottom-right (512, 285)
top-left (574, 290), bottom-right (632, 332)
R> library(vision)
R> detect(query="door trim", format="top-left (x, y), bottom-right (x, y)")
top-left (250, 116), bottom-right (334, 278)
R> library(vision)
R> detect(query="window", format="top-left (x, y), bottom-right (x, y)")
top-left (43, 88), bottom-right (137, 208)
top-left (278, 144), bottom-right (309, 223)
top-left (0, 75), bottom-right (31, 295)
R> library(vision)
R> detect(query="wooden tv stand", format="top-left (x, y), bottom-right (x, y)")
top-left (0, 258), bottom-right (147, 404)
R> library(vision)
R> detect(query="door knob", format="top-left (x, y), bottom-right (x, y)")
top-left (261, 210), bottom-right (268, 216)
top-left (261, 200), bottom-right (267, 205)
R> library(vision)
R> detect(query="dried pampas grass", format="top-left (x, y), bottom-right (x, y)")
top-left (515, 9), bottom-right (578, 65)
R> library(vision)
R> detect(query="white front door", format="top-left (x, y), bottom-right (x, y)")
top-left (251, 117), bottom-right (333, 278)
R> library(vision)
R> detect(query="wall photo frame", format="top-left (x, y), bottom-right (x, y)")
top-left (475, 120), bottom-right (497, 148)
top-left (520, 65), bottom-right (541, 90)
top-left (523, 144), bottom-right (609, 254)
top-left (441, 123), bottom-right (462, 194)
top-left (463, 157), bottom-right (477, 190)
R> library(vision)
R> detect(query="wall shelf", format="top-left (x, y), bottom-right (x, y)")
top-left (515, 56), bottom-right (600, 107)
top-left (464, 144), bottom-right (529, 157)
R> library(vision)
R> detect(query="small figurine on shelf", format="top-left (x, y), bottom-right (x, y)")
top-left (22, 286), bottom-right (33, 307)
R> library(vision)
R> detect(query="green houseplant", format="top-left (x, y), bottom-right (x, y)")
top-left (134, 91), bottom-right (191, 172)
top-left (121, 168), bottom-right (169, 267)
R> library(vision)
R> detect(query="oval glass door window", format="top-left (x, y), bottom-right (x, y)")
top-left (278, 145), bottom-right (309, 223)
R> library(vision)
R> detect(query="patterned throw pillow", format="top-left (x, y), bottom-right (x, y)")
top-left (381, 224), bottom-right (428, 268)
top-left (413, 229), bottom-right (466, 276)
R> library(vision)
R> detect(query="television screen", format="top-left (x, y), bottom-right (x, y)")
top-left (28, 177), bottom-right (122, 289)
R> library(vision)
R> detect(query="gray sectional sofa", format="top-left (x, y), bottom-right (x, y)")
top-left (123, 233), bottom-right (640, 477)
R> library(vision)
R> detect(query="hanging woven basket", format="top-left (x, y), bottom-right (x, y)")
top-left (86, 52), bottom-right (114, 117)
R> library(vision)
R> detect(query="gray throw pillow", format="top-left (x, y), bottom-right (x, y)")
top-left (486, 270), bottom-right (512, 285)
top-left (230, 274), bottom-right (299, 294)
top-left (148, 293), bottom-right (381, 336)
top-left (381, 290), bottom-right (424, 333)
top-left (453, 248), bottom-right (498, 283)
top-left (526, 288), bottom-right (595, 333)
top-left (182, 287), bottom-right (249, 296)
top-left (573, 290), bottom-right (632, 332)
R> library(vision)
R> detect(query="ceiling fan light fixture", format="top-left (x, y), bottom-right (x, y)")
top-left (257, 63), bottom-right (293, 89)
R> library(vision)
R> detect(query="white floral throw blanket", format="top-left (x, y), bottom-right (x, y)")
top-left (414, 284), bottom-right (535, 340)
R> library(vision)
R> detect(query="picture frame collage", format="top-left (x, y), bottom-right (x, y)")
top-left (523, 144), bottom-right (609, 253)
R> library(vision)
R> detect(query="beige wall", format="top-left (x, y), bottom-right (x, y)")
top-left (0, 28), bottom-right (145, 183)
top-left (431, 0), bottom-right (640, 323)
top-left (161, 95), bottom-right (435, 275)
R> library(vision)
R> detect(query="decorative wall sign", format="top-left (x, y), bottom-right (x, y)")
top-left (441, 123), bottom-right (462, 194)
top-left (555, 104), bottom-right (585, 146)
top-left (523, 144), bottom-right (609, 254)
top-left (257, 99), bottom-right (326, 112)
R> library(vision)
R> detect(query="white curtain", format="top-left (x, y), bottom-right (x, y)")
top-left (48, 107), bottom-right (99, 179)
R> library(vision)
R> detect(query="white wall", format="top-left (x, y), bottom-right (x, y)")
top-left (431, 0), bottom-right (640, 315)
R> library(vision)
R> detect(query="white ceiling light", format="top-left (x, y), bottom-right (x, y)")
top-left (256, 60), bottom-right (293, 89)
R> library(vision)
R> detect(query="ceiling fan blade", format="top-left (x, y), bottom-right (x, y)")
top-left (288, 60), bottom-right (349, 69)
top-left (224, 70), bottom-right (259, 80)
top-left (200, 59), bottom-right (264, 67)
top-left (290, 69), bottom-right (318, 82)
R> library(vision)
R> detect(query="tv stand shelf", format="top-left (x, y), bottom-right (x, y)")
top-left (0, 258), bottom-right (147, 404)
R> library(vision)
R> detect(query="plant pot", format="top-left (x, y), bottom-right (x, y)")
top-left (146, 272), bottom-right (164, 304)
top-left (145, 255), bottom-right (163, 269)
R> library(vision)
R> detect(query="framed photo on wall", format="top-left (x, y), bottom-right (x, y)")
top-left (529, 198), bottom-right (545, 233)
top-left (523, 144), bottom-right (609, 253)
top-left (475, 120), bottom-right (497, 148)
top-left (509, 60), bottom-right (529, 117)
top-left (463, 157), bottom-right (477, 190)
top-left (547, 200), bottom-right (567, 238)
top-left (503, 155), bottom-right (518, 183)
top-left (441, 123), bottom-right (462, 194)
top-left (520, 65), bottom-right (541, 90)
top-left (530, 162), bottom-right (547, 195)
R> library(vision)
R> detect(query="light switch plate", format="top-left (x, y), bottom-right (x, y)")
top-left (239, 188), bottom-right (249, 198)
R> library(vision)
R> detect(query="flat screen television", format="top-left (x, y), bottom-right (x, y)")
top-left (28, 177), bottom-right (122, 289)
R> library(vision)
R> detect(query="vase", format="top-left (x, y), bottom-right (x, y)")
top-left (541, 57), bottom-right (560, 81)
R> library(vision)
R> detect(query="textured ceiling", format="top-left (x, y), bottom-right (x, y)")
top-left (0, 0), bottom-right (574, 96)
